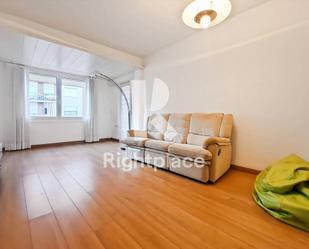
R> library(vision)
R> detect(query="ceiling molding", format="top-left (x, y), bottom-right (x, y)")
top-left (0, 11), bottom-right (144, 69)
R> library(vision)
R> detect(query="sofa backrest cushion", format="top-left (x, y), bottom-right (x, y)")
top-left (219, 114), bottom-right (233, 138)
top-left (187, 113), bottom-right (224, 146)
top-left (190, 113), bottom-right (224, 136)
top-left (147, 113), bottom-right (170, 140)
top-left (164, 113), bottom-right (191, 143)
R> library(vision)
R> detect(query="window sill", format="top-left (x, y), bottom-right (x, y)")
top-left (29, 117), bottom-right (86, 123)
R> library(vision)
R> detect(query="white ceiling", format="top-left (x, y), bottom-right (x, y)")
top-left (0, 0), bottom-right (271, 57)
top-left (0, 26), bottom-right (134, 77)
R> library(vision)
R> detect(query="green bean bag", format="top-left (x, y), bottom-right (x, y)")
top-left (253, 154), bottom-right (309, 232)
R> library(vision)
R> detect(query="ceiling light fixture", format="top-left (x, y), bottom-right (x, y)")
top-left (182, 0), bottom-right (232, 29)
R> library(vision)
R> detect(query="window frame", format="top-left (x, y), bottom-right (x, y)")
top-left (27, 68), bottom-right (88, 121)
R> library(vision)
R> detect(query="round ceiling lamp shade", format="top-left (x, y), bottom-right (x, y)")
top-left (182, 0), bottom-right (232, 29)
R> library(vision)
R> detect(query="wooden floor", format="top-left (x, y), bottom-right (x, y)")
top-left (0, 142), bottom-right (308, 249)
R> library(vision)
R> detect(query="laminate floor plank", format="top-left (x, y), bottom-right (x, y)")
top-left (34, 162), bottom-right (106, 249)
top-left (29, 214), bottom-right (69, 249)
top-left (23, 174), bottom-right (53, 220)
top-left (50, 160), bottom-right (182, 249)
top-left (62, 146), bottom-right (306, 249)
top-left (57, 157), bottom-right (288, 249)
top-left (48, 163), bottom-right (143, 249)
top-left (0, 142), bottom-right (308, 249)
top-left (0, 152), bottom-right (33, 249)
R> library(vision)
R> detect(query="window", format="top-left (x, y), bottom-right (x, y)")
top-left (28, 74), bottom-right (57, 117)
top-left (61, 79), bottom-right (85, 118)
top-left (27, 72), bottom-right (86, 118)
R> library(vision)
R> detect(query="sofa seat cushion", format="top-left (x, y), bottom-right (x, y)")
top-left (168, 144), bottom-right (212, 160)
top-left (145, 139), bottom-right (173, 152)
top-left (121, 137), bottom-right (148, 147)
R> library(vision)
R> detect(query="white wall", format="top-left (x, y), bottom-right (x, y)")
top-left (29, 119), bottom-right (85, 145)
top-left (0, 62), bottom-right (15, 149)
top-left (96, 80), bottom-right (120, 139)
top-left (29, 78), bottom-right (119, 145)
top-left (116, 69), bottom-right (146, 131)
top-left (114, 71), bottom-right (135, 84)
top-left (129, 69), bottom-right (146, 130)
top-left (0, 66), bottom-right (121, 147)
top-left (0, 66), bottom-right (4, 148)
top-left (144, 0), bottom-right (309, 170)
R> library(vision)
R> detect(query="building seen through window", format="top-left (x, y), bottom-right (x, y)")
top-left (28, 74), bottom-right (57, 117)
top-left (28, 73), bottom-right (85, 118)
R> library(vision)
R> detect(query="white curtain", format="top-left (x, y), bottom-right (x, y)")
top-left (84, 78), bottom-right (99, 143)
top-left (0, 63), bottom-right (30, 150)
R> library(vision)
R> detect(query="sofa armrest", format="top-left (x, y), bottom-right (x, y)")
top-left (204, 137), bottom-right (231, 148)
top-left (128, 130), bottom-right (148, 138)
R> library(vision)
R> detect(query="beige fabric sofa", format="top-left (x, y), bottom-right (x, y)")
top-left (121, 113), bottom-right (233, 183)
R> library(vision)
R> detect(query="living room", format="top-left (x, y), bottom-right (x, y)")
top-left (0, 1), bottom-right (308, 249)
